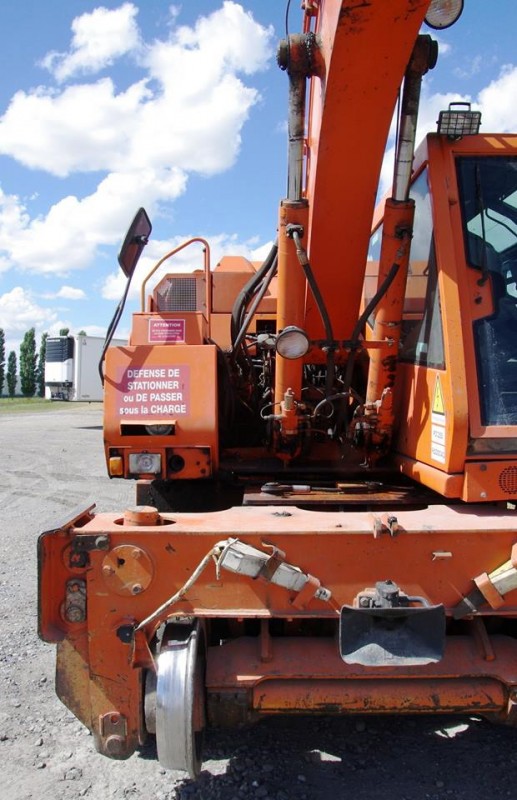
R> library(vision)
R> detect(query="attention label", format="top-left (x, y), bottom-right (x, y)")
top-left (149, 318), bottom-right (185, 343)
top-left (116, 365), bottom-right (190, 417)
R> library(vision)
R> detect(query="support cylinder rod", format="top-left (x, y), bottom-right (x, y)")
top-left (364, 35), bottom-right (437, 455)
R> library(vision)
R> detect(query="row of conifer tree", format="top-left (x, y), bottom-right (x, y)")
top-left (0, 327), bottom-right (71, 398)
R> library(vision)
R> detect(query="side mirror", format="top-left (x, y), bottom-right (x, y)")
top-left (118, 207), bottom-right (152, 278)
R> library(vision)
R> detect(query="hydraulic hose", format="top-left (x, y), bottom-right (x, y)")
top-left (231, 255), bottom-right (278, 357)
top-left (289, 227), bottom-right (335, 396)
top-left (342, 260), bottom-right (401, 396)
top-left (230, 241), bottom-right (278, 352)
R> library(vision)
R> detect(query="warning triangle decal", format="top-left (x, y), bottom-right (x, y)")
top-left (432, 376), bottom-right (445, 415)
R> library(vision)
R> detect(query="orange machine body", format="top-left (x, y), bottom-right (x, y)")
top-left (39, 502), bottom-right (517, 759)
top-left (38, 0), bottom-right (517, 775)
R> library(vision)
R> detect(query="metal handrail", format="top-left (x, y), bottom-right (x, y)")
top-left (140, 238), bottom-right (212, 330)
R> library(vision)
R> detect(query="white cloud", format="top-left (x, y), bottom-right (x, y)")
top-left (166, 1), bottom-right (272, 78)
top-left (0, 286), bottom-right (59, 336)
top-left (55, 286), bottom-right (86, 300)
top-left (0, 299), bottom-right (87, 355)
top-left (101, 232), bottom-right (271, 301)
top-left (0, 79), bottom-right (152, 177)
top-left (477, 64), bottom-right (517, 131)
top-left (0, 187), bottom-right (29, 272)
top-left (377, 88), bottom-right (462, 198)
top-left (168, 5), bottom-right (182, 24)
top-left (73, 324), bottom-right (108, 338)
top-left (453, 54), bottom-right (482, 80)
top-left (250, 240), bottom-right (275, 262)
top-left (0, 4), bottom-right (272, 179)
top-left (41, 3), bottom-right (140, 82)
top-left (378, 62), bottom-right (517, 199)
top-left (0, 2), bottom-right (274, 298)
top-left (0, 168), bottom-right (186, 276)
top-left (432, 36), bottom-right (451, 58)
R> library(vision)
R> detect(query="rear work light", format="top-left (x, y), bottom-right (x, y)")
top-left (276, 326), bottom-right (311, 360)
top-left (437, 102), bottom-right (481, 139)
top-left (129, 452), bottom-right (162, 474)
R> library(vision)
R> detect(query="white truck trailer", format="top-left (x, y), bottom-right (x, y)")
top-left (45, 334), bottom-right (125, 401)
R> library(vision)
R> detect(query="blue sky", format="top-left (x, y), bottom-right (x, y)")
top-left (0, 1), bottom-right (516, 355)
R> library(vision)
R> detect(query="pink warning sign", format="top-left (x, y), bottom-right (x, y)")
top-left (116, 365), bottom-right (190, 418)
top-left (149, 318), bottom-right (185, 343)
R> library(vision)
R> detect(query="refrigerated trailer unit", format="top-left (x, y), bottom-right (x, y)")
top-left (44, 334), bottom-right (125, 401)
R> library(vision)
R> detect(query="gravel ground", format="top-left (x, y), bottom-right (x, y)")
top-left (2, 405), bottom-right (517, 799)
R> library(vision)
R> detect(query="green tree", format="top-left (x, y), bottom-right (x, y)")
top-left (36, 332), bottom-right (48, 398)
top-left (6, 351), bottom-right (16, 397)
top-left (20, 328), bottom-right (38, 397)
top-left (0, 328), bottom-right (5, 396)
top-left (77, 330), bottom-right (87, 336)
top-left (59, 327), bottom-right (70, 336)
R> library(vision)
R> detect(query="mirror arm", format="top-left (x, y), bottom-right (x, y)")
top-left (100, 208), bottom-right (152, 386)
top-left (98, 270), bottom-right (135, 386)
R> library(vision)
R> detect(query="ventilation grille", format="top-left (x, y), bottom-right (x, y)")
top-left (45, 336), bottom-right (74, 363)
top-left (156, 277), bottom-right (198, 312)
top-left (498, 466), bottom-right (517, 495)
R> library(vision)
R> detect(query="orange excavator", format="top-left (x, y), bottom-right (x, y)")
top-left (38, 0), bottom-right (517, 778)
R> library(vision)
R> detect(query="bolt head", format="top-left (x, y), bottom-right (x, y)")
top-left (66, 605), bottom-right (85, 623)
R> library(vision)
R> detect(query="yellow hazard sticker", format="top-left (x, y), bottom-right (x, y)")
top-left (432, 376), bottom-right (445, 416)
top-left (431, 375), bottom-right (446, 463)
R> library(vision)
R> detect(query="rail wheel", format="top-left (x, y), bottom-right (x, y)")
top-left (154, 620), bottom-right (206, 778)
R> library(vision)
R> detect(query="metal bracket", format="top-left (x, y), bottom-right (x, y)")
top-left (285, 222), bottom-right (304, 239)
top-left (69, 534), bottom-right (110, 568)
top-left (258, 543), bottom-right (287, 582)
top-left (99, 712), bottom-right (128, 758)
top-left (39, 501), bottom-right (96, 538)
top-left (371, 514), bottom-right (399, 538)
